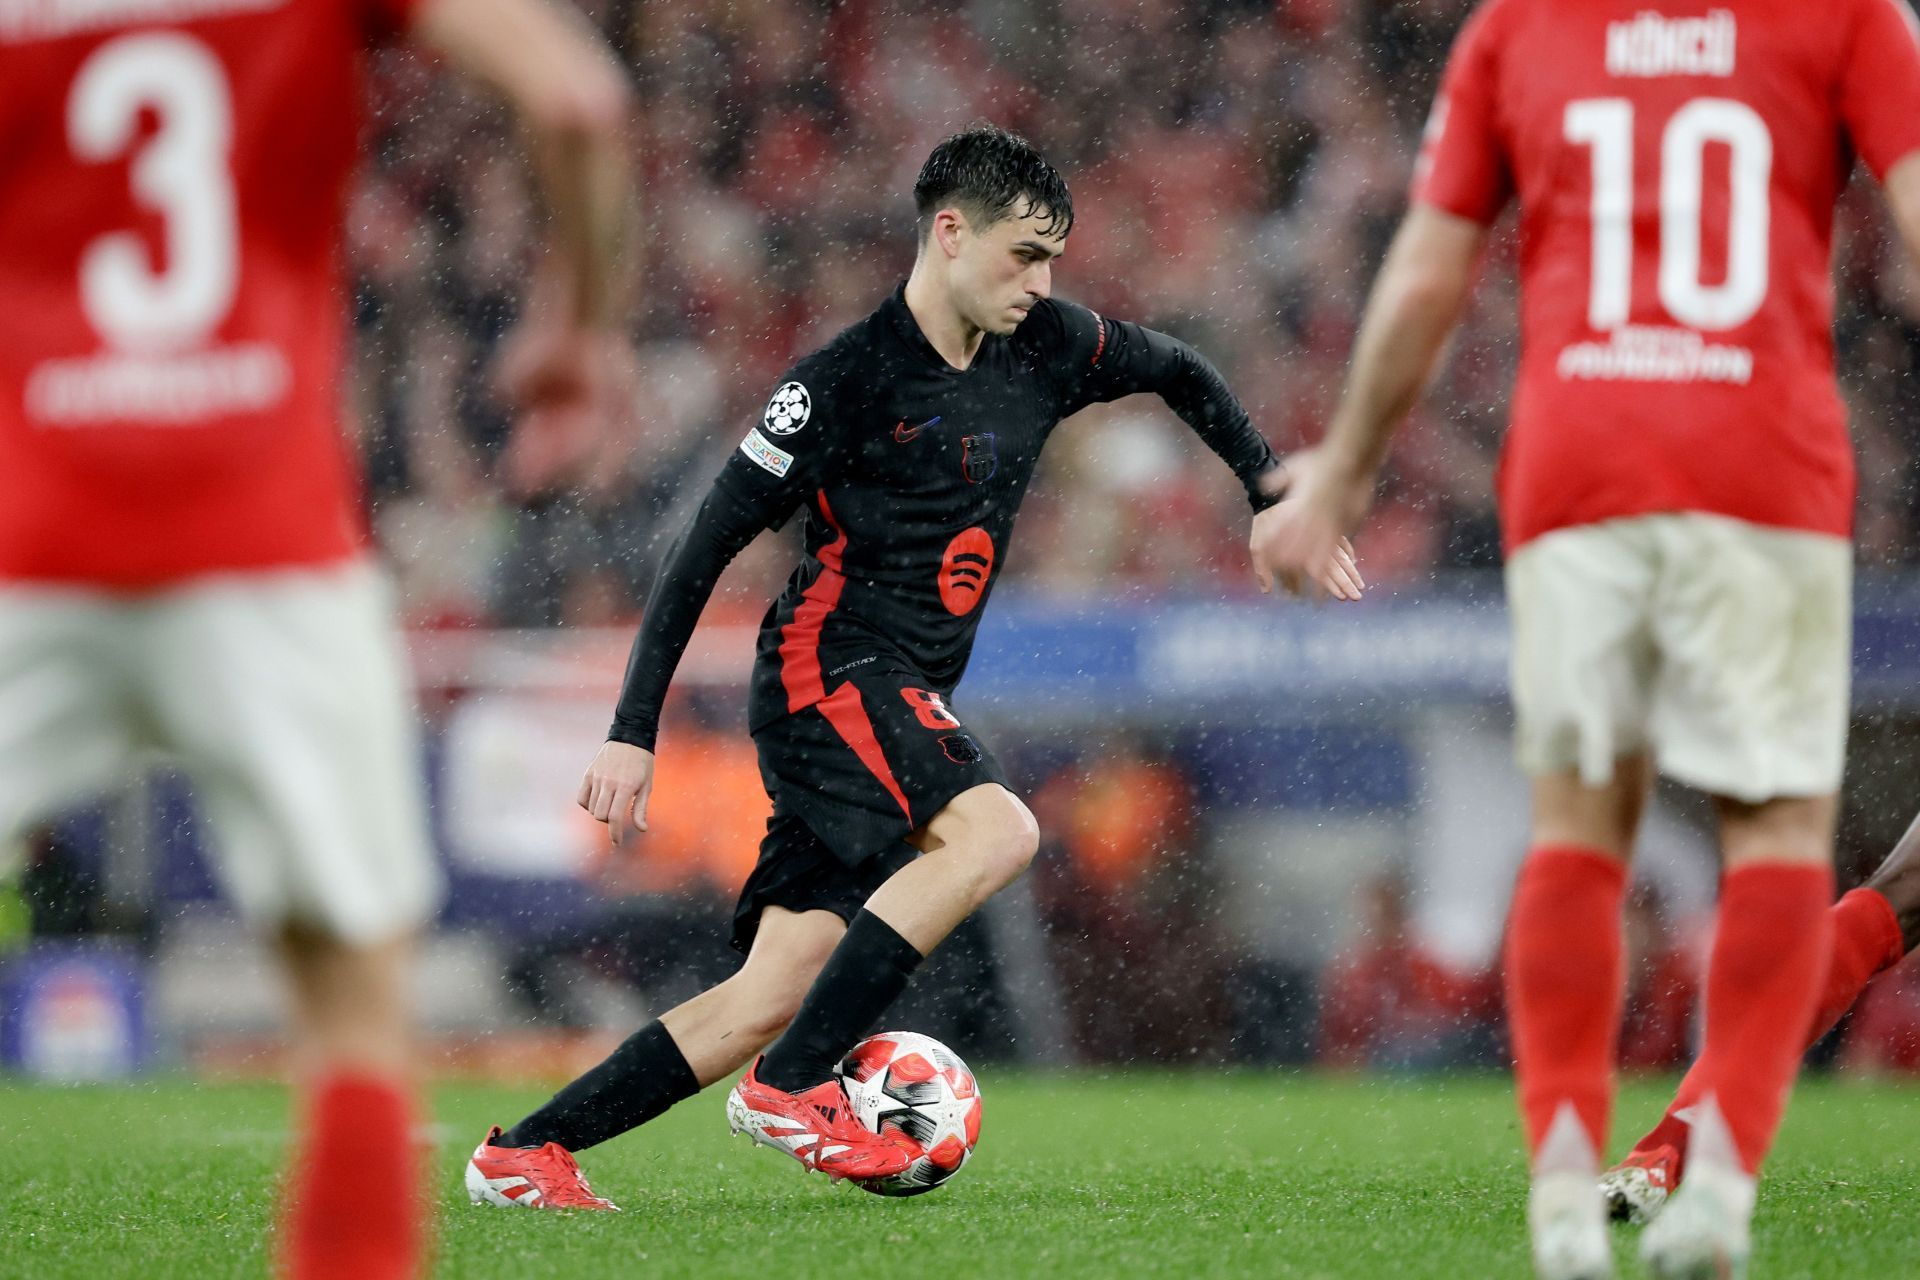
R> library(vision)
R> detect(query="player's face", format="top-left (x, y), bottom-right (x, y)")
top-left (953, 208), bottom-right (1066, 335)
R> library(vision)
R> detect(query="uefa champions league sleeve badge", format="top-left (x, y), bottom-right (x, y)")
top-left (764, 382), bottom-right (812, 435)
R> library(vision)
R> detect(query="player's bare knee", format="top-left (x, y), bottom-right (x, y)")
top-left (1529, 764), bottom-right (1647, 858)
top-left (976, 796), bottom-right (1039, 893)
top-left (1716, 792), bottom-right (1837, 867)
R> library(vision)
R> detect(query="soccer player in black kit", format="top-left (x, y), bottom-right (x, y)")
top-left (465, 125), bottom-right (1363, 1208)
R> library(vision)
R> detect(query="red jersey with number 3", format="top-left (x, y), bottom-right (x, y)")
top-left (1414, 0), bottom-right (1920, 550)
top-left (0, 0), bottom-right (416, 587)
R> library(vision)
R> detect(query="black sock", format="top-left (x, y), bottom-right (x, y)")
top-left (496, 1019), bottom-right (699, 1153)
top-left (758, 909), bottom-right (924, 1092)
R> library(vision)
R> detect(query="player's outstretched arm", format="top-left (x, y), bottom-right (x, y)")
top-left (413, 0), bottom-right (637, 494)
top-left (1252, 203), bottom-right (1485, 597)
top-left (588, 485), bottom-right (769, 844)
top-left (1043, 302), bottom-right (1362, 599)
top-left (1141, 335), bottom-right (1365, 600)
top-left (413, 0), bottom-right (633, 326)
top-left (586, 362), bottom-right (833, 842)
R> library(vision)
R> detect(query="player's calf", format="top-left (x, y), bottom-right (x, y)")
top-left (282, 1073), bottom-right (425, 1278)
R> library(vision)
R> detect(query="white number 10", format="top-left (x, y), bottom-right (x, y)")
top-left (68, 32), bottom-right (238, 353)
top-left (1564, 96), bottom-right (1772, 332)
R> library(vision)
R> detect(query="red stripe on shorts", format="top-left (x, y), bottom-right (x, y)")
top-left (816, 682), bottom-right (913, 821)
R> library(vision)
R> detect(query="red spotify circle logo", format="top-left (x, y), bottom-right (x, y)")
top-left (938, 528), bottom-right (995, 616)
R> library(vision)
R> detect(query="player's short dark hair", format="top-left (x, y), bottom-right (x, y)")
top-left (913, 125), bottom-right (1074, 242)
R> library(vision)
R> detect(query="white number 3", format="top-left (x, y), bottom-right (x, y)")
top-left (68, 33), bottom-right (238, 353)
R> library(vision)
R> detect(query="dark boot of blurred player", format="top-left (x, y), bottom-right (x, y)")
top-left (0, 0), bottom-right (634, 1273)
top-left (1602, 807), bottom-right (1920, 1224)
top-left (466, 125), bottom-right (1362, 1208)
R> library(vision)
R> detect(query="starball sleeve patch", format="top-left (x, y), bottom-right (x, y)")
top-left (763, 381), bottom-right (812, 435)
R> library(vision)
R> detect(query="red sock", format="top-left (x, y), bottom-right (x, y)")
top-left (1685, 862), bottom-right (1834, 1174)
top-left (279, 1073), bottom-right (425, 1280)
top-left (1505, 845), bottom-right (1629, 1162)
top-left (1804, 887), bottom-right (1905, 1037)
top-left (1634, 886), bottom-right (1902, 1171)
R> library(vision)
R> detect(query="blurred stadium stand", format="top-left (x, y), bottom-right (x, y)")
top-left (12, 585), bottom-right (1920, 1076)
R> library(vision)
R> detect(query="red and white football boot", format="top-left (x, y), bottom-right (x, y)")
top-left (1599, 1142), bottom-right (1681, 1225)
top-left (725, 1058), bottom-right (921, 1181)
top-left (465, 1127), bottom-right (620, 1211)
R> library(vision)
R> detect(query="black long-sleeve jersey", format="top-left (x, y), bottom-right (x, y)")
top-left (608, 285), bottom-right (1281, 752)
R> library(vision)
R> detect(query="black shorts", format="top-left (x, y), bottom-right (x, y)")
top-left (730, 670), bottom-right (1007, 953)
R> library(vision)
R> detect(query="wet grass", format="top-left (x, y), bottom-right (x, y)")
top-left (4, 1072), bottom-right (1913, 1277)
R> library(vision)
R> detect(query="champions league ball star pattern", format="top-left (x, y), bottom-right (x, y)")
top-left (838, 1031), bottom-right (983, 1196)
top-left (764, 381), bottom-right (811, 434)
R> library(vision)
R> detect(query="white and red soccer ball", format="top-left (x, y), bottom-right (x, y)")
top-left (836, 1031), bottom-right (982, 1196)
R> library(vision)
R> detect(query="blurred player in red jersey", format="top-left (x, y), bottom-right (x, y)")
top-left (1253, 1), bottom-right (1920, 1276)
top-left (0, 0), bottom-right (633, 1273)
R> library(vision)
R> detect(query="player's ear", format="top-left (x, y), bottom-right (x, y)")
top-left (931, 207), bottom-right (967, 261)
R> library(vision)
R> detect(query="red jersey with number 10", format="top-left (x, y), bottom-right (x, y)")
top-left (1415, 0), bottom-right (1920, 550)
top-left (0, 0), bottom-right (416, 587)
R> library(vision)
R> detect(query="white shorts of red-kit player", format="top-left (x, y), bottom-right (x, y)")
top-left (0, 559), bottom-right (442, 944)
top-left (1505, 513), bottom-right (1851, 804)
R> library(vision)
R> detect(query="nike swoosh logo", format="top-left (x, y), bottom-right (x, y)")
top-left (894, 415), bottom-right (942, 443)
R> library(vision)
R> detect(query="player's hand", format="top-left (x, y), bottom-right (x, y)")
top-left (1250, 448), bottom-right (1374, 601)
top-left (496, 295), bottom-right (637, 499)
top-left (577, 740), bottom-right (655, 848)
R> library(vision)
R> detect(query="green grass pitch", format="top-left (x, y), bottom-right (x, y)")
top-left (4, 1073), bottom-right (1913, 1278)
